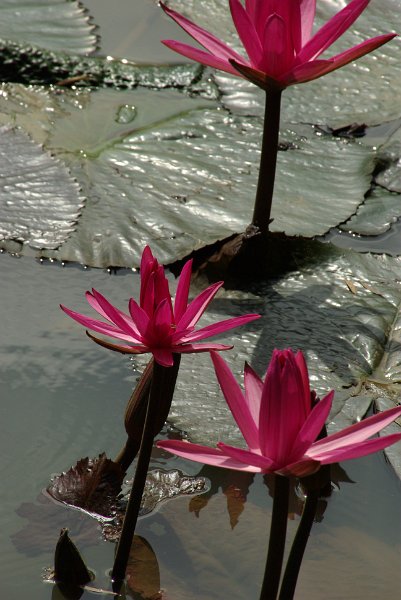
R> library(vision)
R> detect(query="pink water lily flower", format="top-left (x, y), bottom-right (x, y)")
top-left (161, 0), bottom-right (396, 90)
top-left (61, 246), bottom-right (260, 368)
top-left (157, 349), bottom-right (401, 476)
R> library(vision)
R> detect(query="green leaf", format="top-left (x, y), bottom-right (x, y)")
top-left (0, 0), bottom-right (97, 55)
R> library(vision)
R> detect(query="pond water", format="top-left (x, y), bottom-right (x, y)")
top-left (1, 252), bottom-right (401, 599)
top-left (2, 0), bottom-right (401, 598)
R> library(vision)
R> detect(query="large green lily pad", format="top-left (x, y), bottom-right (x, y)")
top-left (0, 84), bottom-right (379, 266)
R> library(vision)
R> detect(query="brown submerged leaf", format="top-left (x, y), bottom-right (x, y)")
top-left (126, 536), bottom-right (162, 599)
top-left (47, 453), bottom-right (125, 519)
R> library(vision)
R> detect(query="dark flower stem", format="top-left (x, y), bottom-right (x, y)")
top-left (278, 488), bottom-right (319, 600)
top-left (259, 474), bottom-right (290, 600)
top-left (278, 410), bottom-right (330, 599)
top-left (111, 355), bottom-right (181, 588)
top-left (252, 89), bottom-right (282, 236)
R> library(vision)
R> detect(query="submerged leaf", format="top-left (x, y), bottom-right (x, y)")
top-left (126, 536), bottom-right (161, 599)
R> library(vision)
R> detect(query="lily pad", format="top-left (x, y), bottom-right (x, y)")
top-left (0, 84), bottom-right (377, 266)
top-left (0, 0), bottom-right (96, 55)
top-left (339, 186), bottom-right (401, 236)
top-left (0, 124), bottom-right (83, 250)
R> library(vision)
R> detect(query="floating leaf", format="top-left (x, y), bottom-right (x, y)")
top-left (0, 83), bottom-right (377, 265)
top-left (0, 0), bottom-right (96, 55)
top-left (47, 453), bottom-right (125, 519)
top-left (0, 125), bottom-right (83, 250)
top-left (339, 187), bottom-right (401, 236)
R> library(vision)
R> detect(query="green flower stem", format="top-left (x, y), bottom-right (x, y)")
top-left (251, 89), bottom-right (282, 236)
top-left (259, 474), bottom-right (290, 600)
top-left (111, 355), bottom-right (181, 587)
top-left (278, 488), bottom-right (319, 600)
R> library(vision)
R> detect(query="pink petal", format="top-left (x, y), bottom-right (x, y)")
top-left (290, 34), bottom-right (396, 85)
top-left (245, 0), bottom-right (257, 21)
top-left (140, 270), bottom-right (155, 317)
top-left (244, 362), bottom-right (264, 426)
top-left (309, 405), bottom-right (401, 455)
top-left (163, 40), bottom-right (243, 76)
top-left (229, 59), bottom-right (285, 89)
top-left (298, 0), bottom-right (370, 62)
top-left (261, 14), bottom-right (294, 77)
top-left (320, 33), bottom-right (397, 73)
top-left (157, 440), bottom-right (262, 472)
top-left (310, 433), bottom-right (401, 464)
top-left (61, 305), bottom-right (137, 342)
top-left (145, 299), bottom-right (174, 345)
top-left (86, 331), bottom-right (147, 355)
top-left (176, 281), bottom-right (224, 331)
top-left (160, 2), bottom-right (245, 62)
top-left (284, 58), bottom-right (333, 86)
top-left (299, 0), bottom-right (316, 45)
top-left (152, 348), bottom-right (174, 367)
top-left (294, 350), bottom-right (311, 417)
top-left (154, 266), bottom-right (173, 312)
top-left (229, 0), bottom-right (263, 66)
top-left (129, 298), bottom-right (150, 338)
top-left (91, 289), bottom-right (140, 338)
top-left (140, 246), bottom-right (157, 310)
top-left (291, 391), bottom-right (334, 458)
top-left (153, 297), bottom-right (174, 330)
top-left (85, 290), bottom-right (113, 321)
top-left (250, 0), bottom-right (280, 38)
top-left (174, 259), bottom-right (193, 323)
top-left (179, 314), bottom-right (260, 343)
top-left (211, 352), bottom-right (259, 450)
top-left (217, 442), bottom-right (274, 471)
top-left (172, 342), bottom-right (233, 353)
top-left (259, 350), bottom-right (309, 461)
top-left (85, 291), bottom-right (138, 333)
top-left (85, 292), bottom-right (141, 340)
top-left (140, 245), bottom-right (155, 271)
top-left (278, 457), bottom-right (321, 477)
